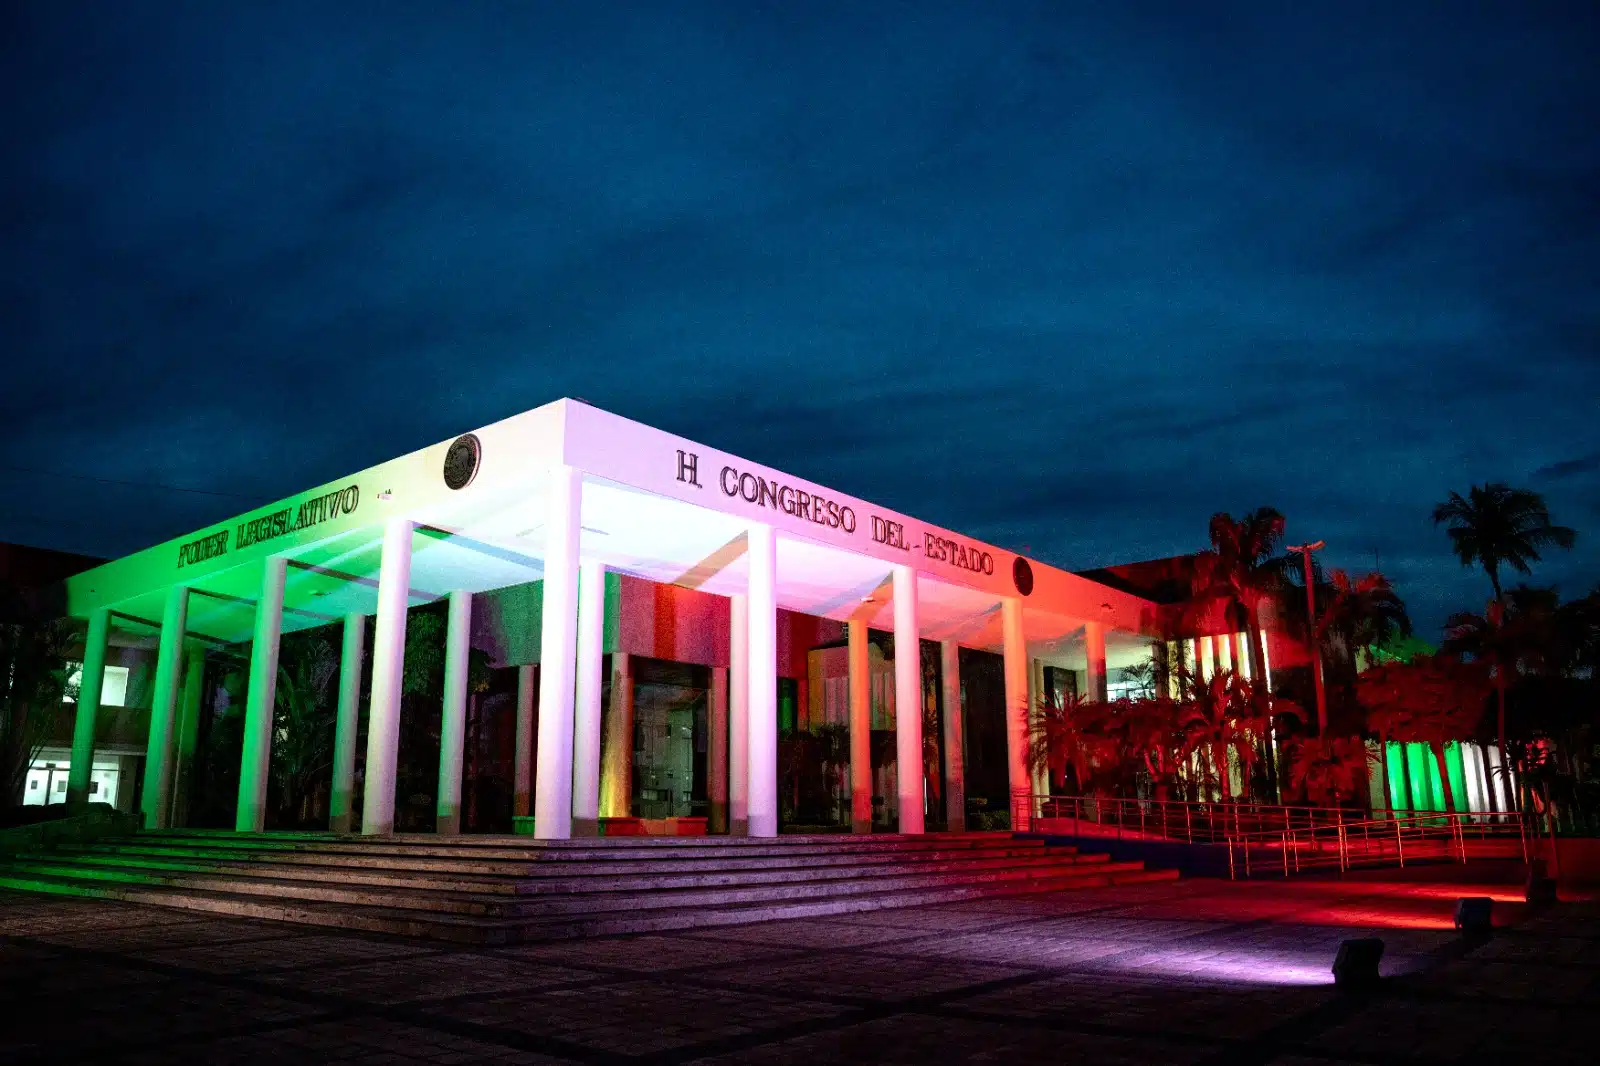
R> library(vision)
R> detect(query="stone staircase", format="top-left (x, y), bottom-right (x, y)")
top-left (0, 830), bottom-right (1177, 944)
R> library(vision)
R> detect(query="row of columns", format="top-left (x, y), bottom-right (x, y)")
top-left (65, 463), bottom-right (1104, 838)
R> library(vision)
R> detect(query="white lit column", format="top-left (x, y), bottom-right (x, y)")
top-left (361, 518), bottom-right (414, 835)
top-left (709, 665), bottom-right (729, 833)
top-left (435, 590), bottom-right (473, 835)
top-left (941, 640), bottom-right (965, 831)
top-left (237, 557), bottom-right (287, 833)
top-left (329, 612), bottom-right (365, 833)
top-left (533, 464), bottom-right (581, 839)
top-left (1001, 597), bottom-right (1030, 831)
top-left (512, 664), bottom-right (536, 818)
top-left (729, 594), bottom-right (749, 835)
top-left (571, 560), bottom-right (606, 836)
top-left (892, 564), bottom-right (924, 834)
top-left (1085, 621), bottom-right (1108, 702)
top-left (141, 585), bottom-right (189, 829)
top-left (847, 618), bottom-right (872, 833)
top-left (746, 524), bottom-right (778, 838)
top-left (66, 608), bottom-right (111, 807)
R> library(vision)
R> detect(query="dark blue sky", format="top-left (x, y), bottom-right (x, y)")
top-left (3, 1), bottom-right (1596, 634)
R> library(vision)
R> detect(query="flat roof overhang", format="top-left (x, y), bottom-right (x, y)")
top-left (66, 399), bottom-right (1161, 666)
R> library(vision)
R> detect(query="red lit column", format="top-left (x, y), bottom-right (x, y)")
top-left (513, 664), bottom-right (536, 819)
top-left (1002, 597), bottom-right (1030, 831)
top-left (848, 618), bottom-right (872, 833)
top-left (940, 640), bottom-right (965, 831)
top-left (729, 594), bottom-right (749, 835)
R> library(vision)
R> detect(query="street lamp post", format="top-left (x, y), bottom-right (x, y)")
top-left (1288, 540), bottom-right (1328, 736)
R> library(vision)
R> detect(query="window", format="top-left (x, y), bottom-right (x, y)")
top-left (64, 663), bottom-right (130, 707)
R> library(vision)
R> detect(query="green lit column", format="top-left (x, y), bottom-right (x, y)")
top-left (66, 608), bottom-right (111, 807)
top-left (329, 612), bottom-right (366, 833)
top-left (169, 642), bottom-right (206, 828)
top-left (236, 557), bottom-right (287, 833)
top-left (141, 585), bottom-right (189, 829)
top-left (435, 591), bottom-right (473, 835)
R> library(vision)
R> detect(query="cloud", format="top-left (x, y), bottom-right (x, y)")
top-left (1, 1), bottom-right (1596, 635)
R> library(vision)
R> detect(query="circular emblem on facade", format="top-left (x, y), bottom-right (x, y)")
top-left (1012, 556), bottom-right (1035, 596)
top-left (443, 434), bottom-right (481, 491)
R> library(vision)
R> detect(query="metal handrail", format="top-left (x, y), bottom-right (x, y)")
top-left (1219, 810), bottom-right (1528, 879)
top-left (1013, 792), bottom-right (1530, 877)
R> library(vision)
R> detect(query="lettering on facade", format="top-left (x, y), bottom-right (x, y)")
top-left (176, 529), bottom-right (229, 569)
top-left (870, 515), bottom-right (910, 551)
top-left (717, 464), bottom-right (858, 533)
top-left (924, 532), bottom-right (995, 576)
top-left (235, 484), bottom-right (360, 551)
top-left (675, 450), bottom-right (701, 487)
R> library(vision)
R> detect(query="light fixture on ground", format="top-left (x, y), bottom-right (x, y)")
top-left (1453, 896), bottom-right (1494, 934)
top-left (1332, 937), bottom-right (1384, 989)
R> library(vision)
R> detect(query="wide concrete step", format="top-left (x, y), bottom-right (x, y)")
top-left (76, 841), bottom-right (1068, 878)
top-left (35, 848), bottom-right (1102, 894)
top-left (0, 865), bottom-right (1178, 944)
top-left (0, 854), bottom-right (1141, 917)
top-left (116, 831), bottom-right (1037, 863)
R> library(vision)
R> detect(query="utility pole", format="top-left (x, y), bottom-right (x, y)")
top-left (1288, 540), bottom-right (1328, 735)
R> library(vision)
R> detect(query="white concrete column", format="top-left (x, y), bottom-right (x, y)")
top-left (1001, 596), bottom-right (1030, 831)
top-left (170, 644), bottom-right (206, 828)
top-left (892, 564), bottom-right (923, 835)
top-left (67, 608), bottom-right (111, 806)
top-left (436, 590), bottom-right (473, 835)
top-left (237, 557), bottom-right (287, 833)
top-left (572, 560), bottom-right (606, 836)
top-left (847, 618), bottom-right (872, 833)
top-left (940, 640), bottom-right (964, 831)
top-left (513, 664), bottom-right (536, 818)
top-left (1085, 621), bottom-right (1108, 702)
top-left (746, 523), bottom-right (779, 838)
top-left (329, 612), bottom-right (365, 833)
top-left (533, 464), bottom-right (581, 839)
top-left (1195, 636), bottom-right (1213, 685)
top-left (709, 665), bottom-right (729, 833)
top-left (141, 585), bottom-right (189, 829)
top-left (729, 593), bottom-right (749, 835)
top-left (599, 653), bottom-right (632, 818)
top-left (361, 518), bottom-right (414, 835)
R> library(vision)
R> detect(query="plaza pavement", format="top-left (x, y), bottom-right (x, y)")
top-left (0, 875), bottom-right (1591, 1065)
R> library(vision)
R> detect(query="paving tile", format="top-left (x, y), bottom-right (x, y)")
top-left (136, 933), bottom-right (436, 975)
top-left (110, 1019), bottom-right (573, 1065)
top-left (955, 971), bottom-right (1334, 1039)
top-left (501, 932), bottom-right (805, 972)
top-left (0, 980), bottom-right (328, 1060)
top-left (260, 950), bottom-right (598, 1002)
top-left (684, 1011), bottom-right (1209, 1065)
top-left (704, 950), bottom-right (1031, 1002)
top-left (865, 929), bottom-right (1133, 968)
top-left (1311, 997), bottom-right (1592, 1064)
top-left (435, 979), bottom-right (849, 1056)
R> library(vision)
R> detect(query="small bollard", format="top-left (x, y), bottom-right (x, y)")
top-left (1453, 896), bottom-right (1494, 934)
top-left (1332, 937), bottom-right (1384, 990)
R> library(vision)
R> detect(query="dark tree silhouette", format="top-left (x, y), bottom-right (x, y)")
top-left (1432, 483), bottom-right (1575, 600)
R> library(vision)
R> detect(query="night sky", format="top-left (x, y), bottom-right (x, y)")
top-left (3, 2), bottom-right (1597, 635)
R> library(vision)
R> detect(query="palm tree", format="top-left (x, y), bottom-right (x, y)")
top-left (1443, 586), bottom-right (1559, 813)
top-left (1433, 483), bottom-right (1575, 600)
top-left (1286, 736), bottom-right (1374, 806)
top-left (1191, 509), bottom-right (1289, 685)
